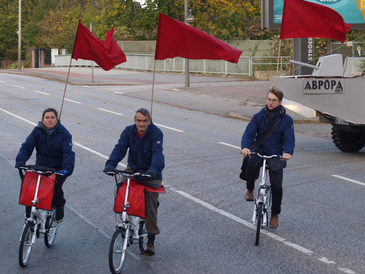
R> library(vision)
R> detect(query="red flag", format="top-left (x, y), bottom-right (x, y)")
top-left (155, 14), bottom-right (242, 63)
top-left (71, 20), bottom-right (126, 71)
top-left (280, 0), bottom-right (351, 44)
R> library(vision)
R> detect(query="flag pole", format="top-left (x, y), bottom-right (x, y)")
top-left (151, 60), bottom-right (157, 118)
top-left (59, 57), bottom-right (72, 121)
top-left (275, 38), bottom-right (282, 88)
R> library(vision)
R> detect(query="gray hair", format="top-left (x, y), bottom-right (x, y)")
top-left (134, 108), bottom-right (151, 119)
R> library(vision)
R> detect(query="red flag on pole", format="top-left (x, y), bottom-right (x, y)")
top-left (155, 14), bottom-right (242, 63)
top-left (71, 20), bottom-right (127, 71)
top-left (280, 0), bottom-right (351, 44)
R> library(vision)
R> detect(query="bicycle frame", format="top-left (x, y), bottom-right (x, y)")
top-left (251, 156), bottom-right (271, 227)
top-left (249, 153), bottom-right (282, 246)
top-left (18, 166), bottom-right (60, 267)
top-left (115, 175), bottom-right (144, 241)
top-left (109, 170), bottom-right (150, 274)
top-left (23, 169), bottom-right (56, 233)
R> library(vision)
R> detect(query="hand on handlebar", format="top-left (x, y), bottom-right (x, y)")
top-left (241, 148), bottom-right (251, 158)
top-left (103, 166), bottom-right (115, 176)
top-left (15, 162), bottom-right (26, 169)
top-left (57, 170), bottom-right (68, 176)
top-left (281, 153), bottom-right (291, 161)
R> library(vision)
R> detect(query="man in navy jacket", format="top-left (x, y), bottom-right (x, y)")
top-left (104, 108), bottom-right (165, 255)
top-left (241, 86), bottom-right (295, 229)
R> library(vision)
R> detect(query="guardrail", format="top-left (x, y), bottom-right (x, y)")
top-left (54, 54), bottom-right (291, 77)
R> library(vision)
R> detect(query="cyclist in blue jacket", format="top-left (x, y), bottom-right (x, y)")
top-left (15, 108), bottom-right (75, 223)
top-left (104, 108), bottom-right (165, 256)
top-left (241, 86), bottom-right (295, 229)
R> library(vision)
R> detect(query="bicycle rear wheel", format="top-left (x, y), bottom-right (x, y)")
top-left (44, 209), bottom-right (58, 247)
top-left (109, 227), bottom-right (129, 274)
top-left (255, 203), bottom-right (263, 246)
top-left (19, 223), bottom-right (34, 267)
top-left (138, 221), bottom-right (148, 253)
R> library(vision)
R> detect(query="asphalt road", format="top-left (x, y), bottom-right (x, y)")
top-left (1, 71), bottom-right (364, 274)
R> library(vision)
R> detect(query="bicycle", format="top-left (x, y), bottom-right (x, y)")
top-left (17, 165), bottom-right (62, 267)
top-left (250, 152), bottom-right (284, 246)
top-left (106, 169), bottom-right (165, 274)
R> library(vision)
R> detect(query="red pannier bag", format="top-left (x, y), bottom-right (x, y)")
top-left (113, 179), bottom-right (166, 219)
top-left (19, 171), bottom-right (56, 211)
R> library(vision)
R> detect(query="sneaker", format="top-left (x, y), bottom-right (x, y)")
top-left (143, 243), bottom-right (155, 256)
top-left (55, 207), bottom-right (64, 223)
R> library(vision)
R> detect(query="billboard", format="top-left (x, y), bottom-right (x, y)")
top-left (262, 0), bottom-right (365, 29)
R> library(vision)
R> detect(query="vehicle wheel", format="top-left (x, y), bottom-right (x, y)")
top-left (19, 223), bottom-right (34, 267)
top-left (331, 126), bottom-right (365, 152)
top-left (44, 209), bottom-right (58, 247)
top-left (109, 227), bottom-right (129, 274)
top-left (255, 203), bottom-right (263, 246)
top-left (138, 221), bottom-right (148, 253)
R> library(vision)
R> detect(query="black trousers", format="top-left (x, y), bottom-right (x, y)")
top-left (246, 154), bottom-right (284, 215)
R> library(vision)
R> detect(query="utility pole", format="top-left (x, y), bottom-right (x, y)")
top-left (184, 0), bottom-right (190, 87)
top-left (18, 0), bottom-right (21, 71)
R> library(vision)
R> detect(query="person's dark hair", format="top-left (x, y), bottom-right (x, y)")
top-left (134, 108), bottom-right (151, 119)
top-left (42, 108), bottom-right (59, 120)
top-left (268, 86), bottom-right (284, 102)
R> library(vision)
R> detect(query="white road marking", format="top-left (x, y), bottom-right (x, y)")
top-left (64, 98), bottom-right (81, 104)
top-left (98, 108), bottom-right (123, 116)
top-left (14, 85), bottom-right (26, 89)
top-left (332, 175), bottom-right (365, 187)
top-left (35, 90), bottom-right (50, 95)
top-left (172, 188), bottom-right (353, 273)
top-left (154, 123), bottom-right (184, 132)
top-left (218, 142), bottom-right (240, 150)
top-left (0, 80), bottom-right (5, 83)
top-left (0, 108), bottom-right (37, 126)
top-left (0, 107), bottom-right (356, 273)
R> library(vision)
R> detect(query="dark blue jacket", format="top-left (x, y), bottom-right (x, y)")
top-left (241, 107), bottom-right (295, 157)
top-left (105, 122), bottom-right (165, 179)
top-left (16, 122), bottom-right (75, 175)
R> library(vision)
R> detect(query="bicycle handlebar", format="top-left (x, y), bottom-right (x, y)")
top-left (106, 169), bottom-right (152, 179)
top-left (17, 165), bottom-right (64, 180)
top-left (250, 152), bottom-right (288, 159)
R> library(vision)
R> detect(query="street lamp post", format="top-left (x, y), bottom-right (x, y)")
top-left (18, 0), bottom-right (21, 71)
top-left (184, 0), bottom-right (190, 87)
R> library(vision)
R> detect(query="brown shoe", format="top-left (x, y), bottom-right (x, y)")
top-left (245, 190), bottom-right (254, 201)
top-left (269, 214), bottom-right (279, 229)
top-left (143, 243), bottom-right (155, 256)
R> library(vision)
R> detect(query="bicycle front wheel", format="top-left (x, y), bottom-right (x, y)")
top-left (44, 209), bottom-right (58, 247)
top-left (138, 221), bottom-right (148, 253)
top-left (255, 203), bottom-right (263, 246)
top-left (109, 227), bottom-right (129, 274)
top-left (19, 223), bottom-right (34, 267)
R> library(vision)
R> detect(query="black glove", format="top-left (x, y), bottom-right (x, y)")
top-left (146, 170), bottom-right (156, 179)
top-left (15, 162), bottom-right (25, 169)
top-left (103, 166), bottom-right (115, 175)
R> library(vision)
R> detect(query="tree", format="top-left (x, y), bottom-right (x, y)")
top-left (0, 0), bottom-right (20, 59)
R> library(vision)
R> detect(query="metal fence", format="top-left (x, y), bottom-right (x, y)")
top-left (54, 54), bottom-right (291, 77)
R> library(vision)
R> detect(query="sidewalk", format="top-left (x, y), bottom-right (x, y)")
top-left (0, 67), bottom-right (317, 122)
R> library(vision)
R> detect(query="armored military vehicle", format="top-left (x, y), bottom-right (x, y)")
top-left (270, 54), bottom-right (365, 152)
